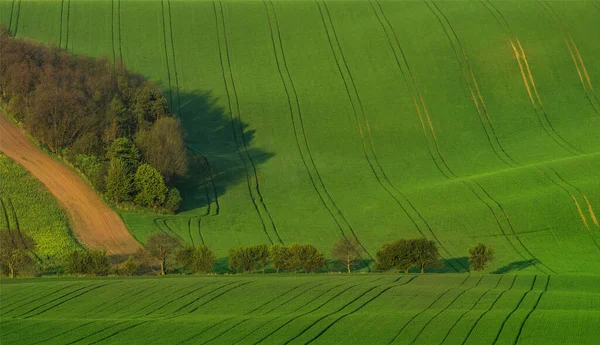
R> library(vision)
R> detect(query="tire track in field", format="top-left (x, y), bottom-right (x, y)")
top-left (164, 0), bottom-right (182, 113)
top-left (4, 195), bottom-right (41, 261)
top-left (283, 277), bottom-right (395, 344)
top-left (159, 0), bottom-right (174, 107)
top-left (86, 321), bottom-right (148, 345)
top-left (213, 1), bottom-right (281, 245)
top-left (59, 0), bottom-right (64, 49)
top-left (387, 276), bottom-right (470, 345)
top-left (89, 281), bottom-right (162, 316)
top-left (538, 0), bottom-right (600, 115)
top-left (240, 279), bottom-right (367, 344)
top-left (179, 281), bottom-right (317, 344)
top-left (1, 283), bottom-right (80, 315)
top-left (491, 275), bottom-right (539, 344)
top-left (117, 0), bottom-right (123, 62)
top-left (63, 322), bottom-right (126, 345)
top-left (371, 0), bottom-right (554, 274)
top-left (318, 0), bottom-right (463, 272)
top-left (12, 0), bottom-right (21, 38)
top-left (8, 0), bottom-right (15, 33)
top-left (0, 196), bottom-right (15, 245)
top-left (305, 276), bottom-right (418, 344)
top-left (30, 321), bottom-right (96, 345)
top-left (187, 281), bottom-right (253, 314)
top-left (138, 281), bottom-right (207, 316)
top-left (107, 281), bottom-right (180, 316)
top-left (64, 0), bottom-right (70, 50)
top-left (513, 276), bottom-right (551, 344)
top-left (20, 281), bottom-right (119, 319)
top-left (263, 0), bottom-right (373, 266)
top-left (424, 0), bottom-right (517, 168)
top-left (186, 145), bottom-right (220, 216)
top-left (439, 275), bottom-right (505, 345)
top-left (110, 0), bottom-right (116, 64)
top-left (408, 276), bottom-right (484, 345)
top-left (427, 1), bottom-right (600, 255)
top-left (480, 0), bottom-right (581, 156)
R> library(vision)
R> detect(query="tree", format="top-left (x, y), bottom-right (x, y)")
top-left (250, 244), bottom-right (269, 274)
top-left (0, 229), bottom-right (37, 278)
top-left (122, 255), bottom-right (140, 276)
top-left (413, 238), bottom-right (440, 274)
top-left (63, 249), bottom-right (110, 276)
top-left (164, 188), bottom-right (182, 213)
top-left (376, 239), bottom-right (415, 274)
top-left (269, 244), bottom-right (289, 273)
top-left (285, 244), bottom-right (304, 273)
top-left (134, 164), bottom-right (168, 209)
top-left (191, 245), bottom-right (216, 274)
top-left (332, 237), bottom-right (363, 274)
top-left (286, 244), bottom-right (326, 273)
top-left (145, 232), bottom-right (181, 275)
top-left (106, 137), bottom-right (140, 170)
top-left (469, 243), bottom-right (494, 272)
top-left (228, 247), bottom-right (257, 273)
top-left (105, 158), bottom-right (134, 204)
top-left (135, 117), bottom-right (188, 183)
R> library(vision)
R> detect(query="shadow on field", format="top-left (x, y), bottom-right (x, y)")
top-left (492, 259), bottom-right (540, 274)
top-left (171, 90), bottom-right (274, 212)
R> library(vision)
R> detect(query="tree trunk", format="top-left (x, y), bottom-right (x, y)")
top-left (8, 263), bottom-right (14, 278)
top-left (404, 268), bottom-right (409, 274)
top-left (346, 258), bottom-right (351, 274)
top-left (160, 259), bottom-right (166, 275)
top-left (421, 264), bottom-right (425, 274)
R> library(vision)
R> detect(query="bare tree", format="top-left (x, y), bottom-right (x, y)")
top-left (332, 237), bottom-right (362, 273)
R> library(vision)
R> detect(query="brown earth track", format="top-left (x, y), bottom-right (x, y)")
top-left (0, 113), bottom-right (141, 256)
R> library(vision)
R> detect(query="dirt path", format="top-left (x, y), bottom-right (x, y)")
top-left (0, 113), bottom-right (141, 256)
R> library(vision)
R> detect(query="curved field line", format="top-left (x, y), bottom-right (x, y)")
top-left (283, 277), bottom-right (392, 344)
top-left (12, 0), bottom-right (21, 38)
top-left (8, 0), bottom-right (15, 33)
top-left (538, 0), bottom-right (600, 114)
top-left (491, 275), bottom-right (538, 344)
top-left (513, 276), bottom-right (550, 344)
top-left (84, 321), bottom-right (149, 345)
top-left (63, 321), bottom-right (128, 345)
top-left (159, 0), bottom-right (173, 106)
top-left (372, 0), bottom-right (550, 274)
top-left (104, 281), bottom-right (180, 316)
top-left (460, 275), bottom-right (518, 345)
top-left (187, 281), bottom-right (253, 313)
top-left (1, 283), bottom-right (81, 316)
top-left (305, 276), bottom-right (418, 344)
top-left (407, 276), bottom-right (484, 345)
top-left (187, 217), bottom-right (194, 245)
top-left (438, 275), bottom-right (505, 345)
top-left (480, 0), bottom-right (581, 156)
top-left (319, 0), bottom-right (463, 272)
top-left (387, 276), bottom-right (470, 345)
top-left (166, 0), bottom-right (182, 113)
top-left (0, 196), bottom-right (15, 244)
top-left (185, 145), bottom-right (220, 215)
top-left (64, 0), bottom-right (70, 49)
top-left (89, 281), bottom-right (162, 316)
top-left (424, 0), bottom-right (517, 167)
top-left (117, 0), bottom-right (123, 62)
top-left (182, 280), bottom-right (317, 344)
top-left (240, 279), bottom-right (368, 344)
top-left (198, 217), bottom-right (206, 244)
top-left (59, 0), bottom-right (64, 48)
top-left (110, 0), bottom-right (116, 64)
top-left (139, 281), bottom-right (208, 315)
top-left (218, 1), bottom-right (282, 244)
top-left (169, 281), bottom-right (238, 314)
top-left (212, 1), bottom-right (274, 245)
top-left (263, 0), bottom-right (372, 265)
top-left (29, 321), bottom-right (97, 345)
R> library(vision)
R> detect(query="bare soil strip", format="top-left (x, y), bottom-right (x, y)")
top-left (0, 113), bottom-right (141, 256)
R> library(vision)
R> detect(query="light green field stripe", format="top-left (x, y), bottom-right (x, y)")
top-left (67, 0), bottom-right (111, 57)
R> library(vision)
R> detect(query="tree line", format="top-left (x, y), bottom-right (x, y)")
top-left (1, 228), bottom-right (494, 277)
top-left (0, 27), bottom-right (187, 213)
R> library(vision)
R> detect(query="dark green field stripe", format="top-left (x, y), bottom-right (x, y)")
top-left (480, 0), bottom-right (582, 156)
top-left (58, 0), bottom-right (64, 48)
top-left (107, 281), bottom-right (179, 316)
top-left (438, 275), bottom-right (504, 345)
top-left (64, 321), bottom-right (127, 345)
top-left (89, 281), bottom-right (162, 316)
top-left (306, 276), bottom-right (418, 344)
top-left (1, 283), bottom-right (81, 315)
top-left (12, 0), bottom-right (21, 38)
top-left (283, 277), bottom-right (393, 344)
top-left (64, 0), bottom-right (70, 50)
top-left (86, 321), bottom-right (149, 345)
top-left (491, 275), bottom-right (539, 344)
top-left (143, 281), bottom-right (218, 316)
top-left (22, 281), bottom-right (119, 319)
top-left (212, 0), bottom-right (274, 245)
top-left (0, 284), bottom-right (52, 309)
top-left (0, 319), bottom-right (45, 338)
top-left (460, 275), bottom-right (518, 345)
top-left (387, 275), bottom-right (470, 344)
top-left (117, 0), bottom-right (123, 61)
top-left (513, 276), bottom-right (550, 344)
top-left (407, 276), bottom-right (485, 345)
top-left (110, 0), bottom-right (116, 64)
top-left (8, 0), bottom-right (15, 32)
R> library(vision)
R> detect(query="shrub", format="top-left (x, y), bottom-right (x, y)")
top-left (134, 164), bottom-right (168, 209)
top-left (376, 239), bottom-right (415, 274)
top-left (469, 243), bottom-right (494, 272)
top-left (164, 188), bottom-right (182, 213)
top-left (122, 255), bottom-right (140, 276)
top-left (105, 158), bottom-right (134, 204)
top-left (63, 249), bottom-right (110, 276)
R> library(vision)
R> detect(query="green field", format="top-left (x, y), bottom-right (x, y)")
top-left (1, 0), bottom-right (599, 274)
top-left (0, 153), bottom-right (78, 270)
top-left (1, 274), bottom-right (599, 344)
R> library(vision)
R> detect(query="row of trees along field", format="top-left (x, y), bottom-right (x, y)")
top-left (1, 228), bottom-right (494, 277)
top-left (0, 27), bottom-right (187, 213)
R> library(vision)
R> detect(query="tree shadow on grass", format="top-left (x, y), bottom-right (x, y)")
top-left (492, 259), bottom-right (539, 274)
top-left (172, 90), bottom-right (274, 213)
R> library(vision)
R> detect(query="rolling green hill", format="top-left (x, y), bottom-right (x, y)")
top-left (1, 0), bottom-right (599, 274)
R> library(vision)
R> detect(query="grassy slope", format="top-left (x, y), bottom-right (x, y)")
top-left (0, 153), bottom-right (78, 269)
top-left (1, 274), bottom-right (599, 344)
top-left (0, 0), bottom-right (598, 273)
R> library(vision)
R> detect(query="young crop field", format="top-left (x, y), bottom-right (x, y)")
top-left (0, 0), bottom-right (599, 275)
top-left (1, 274), bottom-right (599, 344)
top-left (0, 153), bottom-right (78, 270)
